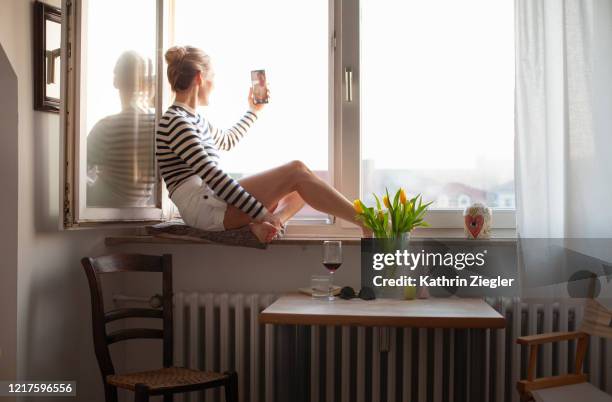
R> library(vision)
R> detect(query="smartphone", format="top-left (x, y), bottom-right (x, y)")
top-left (251, 69), bottom-right (269, 104)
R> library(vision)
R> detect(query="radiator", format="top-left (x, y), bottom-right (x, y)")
top-left (172, 293), bottom-right (610, 402)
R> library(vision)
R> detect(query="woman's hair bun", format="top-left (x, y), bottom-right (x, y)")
top-left (164, 45), bottom-right (211, 92)
top-left (165, 46), bottom-right (187, 66)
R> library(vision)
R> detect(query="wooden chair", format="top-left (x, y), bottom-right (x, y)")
top-left (516, 299), bottom-right (612, 402)
top-left (82, 253), bottom-right (238, 402)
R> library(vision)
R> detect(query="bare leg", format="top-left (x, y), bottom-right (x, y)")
top-left (225, 192), bottom-right (303, 243)
top-left (223, 161), bottom-right (369, 236)
top-left (274, 192), bottom-right (305, 225)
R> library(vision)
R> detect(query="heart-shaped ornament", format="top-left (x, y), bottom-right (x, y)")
top-left (465, 215), bottom-right (484, 238)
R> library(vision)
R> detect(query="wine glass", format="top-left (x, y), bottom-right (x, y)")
top-left (322, 241), bottom-right (342, 301)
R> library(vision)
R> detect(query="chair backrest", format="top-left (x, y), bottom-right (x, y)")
top-left (81, 253), bottom-right (173, 379)
top-left (576, 275), bottom-right (612, 339)
top-left (579, 298), bottom-right (612, 338)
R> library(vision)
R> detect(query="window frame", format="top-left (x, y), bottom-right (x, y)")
top-left (61, 0), bottom-right (516, 233)
top-left (62, 0), bottom-right (172, 227)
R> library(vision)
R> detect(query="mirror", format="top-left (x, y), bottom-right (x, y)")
top-left (34, 1), bottom-right (62, 113)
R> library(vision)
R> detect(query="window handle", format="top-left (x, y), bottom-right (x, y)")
top-left (344, 67), bottom-right (353, 102)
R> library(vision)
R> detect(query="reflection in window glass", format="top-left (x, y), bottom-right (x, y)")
top-left (173, 0), bottom-right (329, 220)
top-left (45, 20), bottom-right (61, 99)
top-left (84, 0), bottom-right (157, 208)
top-left (361, 0), bottom-right (515, 209)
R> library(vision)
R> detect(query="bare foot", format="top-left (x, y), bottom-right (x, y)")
top-left (249, 222), bottom-right (279, 243)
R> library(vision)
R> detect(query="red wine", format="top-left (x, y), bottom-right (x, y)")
top-left (324, 262), bottom-right (342, 272)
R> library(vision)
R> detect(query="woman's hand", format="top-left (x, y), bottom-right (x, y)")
top-left (248, 86), bottom-right (271, 113)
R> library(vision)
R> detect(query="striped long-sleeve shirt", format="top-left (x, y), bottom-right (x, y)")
top-left (156, 103), bottom-right (268, 220)
top-left (87, 106), bottom-right (157, 207)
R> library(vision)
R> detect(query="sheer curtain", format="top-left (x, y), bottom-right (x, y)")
top-left (515, 0), bottom-right (612, 237)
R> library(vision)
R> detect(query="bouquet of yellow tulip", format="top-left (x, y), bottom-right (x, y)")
top-left (353, 188), bottom-right (432, 238)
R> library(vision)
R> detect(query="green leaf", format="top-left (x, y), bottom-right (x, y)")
top-left (393, 189), bottom-right (400, 209)
top-left (385, 188), bottom-right (393, 211)
top-left (394, 207), bottom-right (402, 236)
top-left (373, 193), bottom-right (382, 211)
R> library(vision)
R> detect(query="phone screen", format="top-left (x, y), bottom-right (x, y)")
top-left (251, 69), bottom-right (268, 104)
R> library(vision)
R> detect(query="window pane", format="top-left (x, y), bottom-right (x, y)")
top-left (84, 0), bottom-right (157, 208)
top-left (173, 0), bottom-right (329, 220)
top-left (361, 0), bottom-right (515, 210)
top-left (45, 19), bottom-right (61, 99)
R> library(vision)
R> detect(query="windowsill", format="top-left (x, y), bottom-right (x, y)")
top-left (105, 235), bottom-right (362, 246)
top-left (105, 228), bottom-right (516, 247)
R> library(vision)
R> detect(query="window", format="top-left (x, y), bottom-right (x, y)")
top-left (64, 0), bottom-right (164, 224)
top-left (360, 0), bottom-right (515, 213)
top-left (63, 0), bottom-right (515, 232)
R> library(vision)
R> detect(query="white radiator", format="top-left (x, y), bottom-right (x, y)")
top-left (172, 293), bottom-right (611, 402)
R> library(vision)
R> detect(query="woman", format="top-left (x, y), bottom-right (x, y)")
top-left (157, 45), bottom-right (370, 243)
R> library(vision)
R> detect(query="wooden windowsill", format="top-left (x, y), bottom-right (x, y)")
top-left (105, 234), bottom-right (516, 247)
top-left (105, 235), bottom-right (362, 247)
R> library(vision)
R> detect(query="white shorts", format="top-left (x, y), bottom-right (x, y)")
top-left (170, 176), bottom-right (228, 231)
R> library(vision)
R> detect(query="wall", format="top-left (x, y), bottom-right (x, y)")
top-left (0, 30), bottom-right (19, 392)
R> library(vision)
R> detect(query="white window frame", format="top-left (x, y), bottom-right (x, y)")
top-left (62, 0), bottom-right (172, 227)
top-left (61, 0), bottom-right (516, 233)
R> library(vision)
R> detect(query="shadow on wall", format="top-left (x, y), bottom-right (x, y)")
top-left (33, 112), bottom-right (62, 232)
top-left (0, 39), bottom-right (19, 384)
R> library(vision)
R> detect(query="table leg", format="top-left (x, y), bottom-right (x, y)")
top-left (453, 329), bottom-right (467, 402)
top-left (469, 329), bottom-right (486, 402)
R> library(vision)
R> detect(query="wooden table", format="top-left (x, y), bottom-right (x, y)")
top-left (260, 294), bottom-right (505, 328)
top-left (260, 294), bottom-right (505, 402)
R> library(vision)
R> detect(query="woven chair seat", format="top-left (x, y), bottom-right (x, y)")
top-left (107, 367), bottom-right (227, 391)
